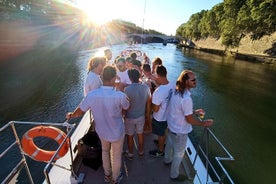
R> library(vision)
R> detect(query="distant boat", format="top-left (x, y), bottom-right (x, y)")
top-left (163, 41), bottom-right (167, 46)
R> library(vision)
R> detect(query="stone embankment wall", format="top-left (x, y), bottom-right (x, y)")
top-left (192, 32), bottom-right (276, 63)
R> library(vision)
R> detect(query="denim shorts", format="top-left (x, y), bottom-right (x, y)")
top-left (152, 118), bottom-right (167, 136)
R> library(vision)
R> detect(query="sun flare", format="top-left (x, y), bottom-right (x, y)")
top-left (77, 0), bottom-right (114, 26)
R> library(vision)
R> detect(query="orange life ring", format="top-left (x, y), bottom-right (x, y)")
top-left (21, 125), bottom-right (70, 162)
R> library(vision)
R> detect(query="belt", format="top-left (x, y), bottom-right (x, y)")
top-left (169, 130), bottom-right (177, 135)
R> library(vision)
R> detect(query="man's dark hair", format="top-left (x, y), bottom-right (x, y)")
top-left (142, 63), bottom-right (151, 72)
top-left (126, 56), bottom-right (132, 62)
top-left (116, 57), bottom-right (126, 64)
top-left (156, 65), bottom-right (167, 77)
top-left (103, 66), bottom-right (116, 81)
top-left (127, 69), bottom-right (140, 83)
top-left (130, 52), bottom-right (137, 60)
top-left (131, 59), bottom-right (142, 67)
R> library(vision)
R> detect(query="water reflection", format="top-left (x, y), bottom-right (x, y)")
top-left (184, 49), bottom-right (276, 184)
top-left (0, 43), bottom-right (275, 184)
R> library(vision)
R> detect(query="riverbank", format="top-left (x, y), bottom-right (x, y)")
top-left (178, 32), bottom-right (276, 64)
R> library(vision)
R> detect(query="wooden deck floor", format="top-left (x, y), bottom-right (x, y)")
top-left (76, 133), bottom-right (193, 184)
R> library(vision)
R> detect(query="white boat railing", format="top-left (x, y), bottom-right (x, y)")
top-left (194, 127), bottom-right (235, 184)
top-left (0, 121), bottom-right (76, 184)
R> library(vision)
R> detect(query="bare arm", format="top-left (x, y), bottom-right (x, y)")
top-left (185, 114), bottom-right (213, 127)
top-left (66, 107), bottom-right (85, 120)
top-left (145, 96), bottom-right (152, 119)
top-left (152, 103), bottom-right (160, 112)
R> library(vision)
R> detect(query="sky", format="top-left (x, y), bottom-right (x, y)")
top-left (77, 0), bottom-right (223, 35)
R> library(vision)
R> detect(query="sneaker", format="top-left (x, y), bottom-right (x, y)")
top-left (125, 152), bottom-right (134, 160)
top-left (113, 172), bottom-right (123, 184)
top-left (104, 174), bottom-right (112, 183)
top-left (170, 174), bottom-right (187, 182)
top-left (149, 149), bottom-right (164, 157)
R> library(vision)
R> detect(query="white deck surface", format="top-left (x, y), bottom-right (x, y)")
top-left (44, 111), bottom-right (209, 184)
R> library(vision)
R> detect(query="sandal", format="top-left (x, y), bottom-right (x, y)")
top-left (139, 151), bottom-right (144, 158)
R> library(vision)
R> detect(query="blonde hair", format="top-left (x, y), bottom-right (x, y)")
top-left (175, 70), bottom-right (193, 97)
top-left (87, 57), bottom-right (106, 72)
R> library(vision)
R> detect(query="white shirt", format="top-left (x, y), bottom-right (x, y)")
top-left (84, 71), bottom-right (102, 96)
top-left (80, 86), bottom-right (130, 141)
top-left (117, 70), bottom-right (132, 85)
top-left (152, 82), bottom-right (174, 121)
top-left (167, 90), bottom-right (193, 134)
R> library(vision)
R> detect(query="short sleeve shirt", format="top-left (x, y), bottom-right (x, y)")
top-left (80, 86), bottom-right (130, 141)
top-left (124, 83), bottom-right (151, 119)
top-left (167, 90), bottom-right (193, 134)
top-left (84, 71), bottom-right (102, 96)
top-left (152, 82), bottom-right (174, 121)
top-left (117, 70), bottom-right (132, 85)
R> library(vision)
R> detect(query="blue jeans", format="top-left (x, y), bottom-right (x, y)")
top-left (164, 130), bottom-right (188, 178)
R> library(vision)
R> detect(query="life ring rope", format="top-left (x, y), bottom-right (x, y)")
top-left (21, 126), bottom-right (70, 162)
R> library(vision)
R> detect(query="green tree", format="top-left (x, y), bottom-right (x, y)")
top-left (187, 11), bottom-right (205, 40)
top-left (220, 0), bottom-right (247, 47)
top-left (250, 0), bottom-right (276, 39)
top-left (177, 0), bottom-right (276, 49)
top-left (198, 10), bottom-right (209, 38)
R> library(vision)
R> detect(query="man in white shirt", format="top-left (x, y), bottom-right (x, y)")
top-left (67, 66), bottom-right (129, 184)
top-left (115, 57), bottom-right (131, 91)
top-left (149, 65), bottom-right (174, 157)
top-left (164, 70), bottom-right (213, 181)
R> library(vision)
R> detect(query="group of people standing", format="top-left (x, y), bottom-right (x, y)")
top-left (66, 48), bottom-right (213, 183)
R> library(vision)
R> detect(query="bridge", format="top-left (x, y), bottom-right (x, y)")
top-left (125, 33), bottom-right (180, 44)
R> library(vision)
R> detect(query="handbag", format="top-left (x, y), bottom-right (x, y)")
top-left (77, 131), bottom-right (102, 160)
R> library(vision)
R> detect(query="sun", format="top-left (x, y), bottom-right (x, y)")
top-left (77, 0), bottom-right (114, 26)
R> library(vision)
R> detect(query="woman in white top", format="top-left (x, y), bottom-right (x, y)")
top-left (84, 57), bottom-right (106, 96)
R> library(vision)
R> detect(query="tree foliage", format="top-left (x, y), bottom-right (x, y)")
top-left (176, 0), bottom-right (276, 48)
top-left (0, 0), bottom-right (164, 36)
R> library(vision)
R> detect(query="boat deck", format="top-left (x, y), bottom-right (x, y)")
top-left (76, 133), bottom-right (192, 184)
top-left (2, 115), bottom-right (231, 184)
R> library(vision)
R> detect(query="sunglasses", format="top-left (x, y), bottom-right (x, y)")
top-left (190, 78), bottom-right (196, 82)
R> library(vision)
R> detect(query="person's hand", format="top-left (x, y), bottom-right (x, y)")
top-left (115, 82), bottom-right (125, 91)
top-left (203, 119), bottom-right (213, 127)
top-left (194, 109), bottom-right (205, 118)
top-left (194, 108), bottom-right (204, 114)
top-left (66, 112), bottom-right (73, 120)
top-left (149, 74), bottom-right (157, 81)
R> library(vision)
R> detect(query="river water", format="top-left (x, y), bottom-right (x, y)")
top-left (0, 43), bottom-right (275, 183)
